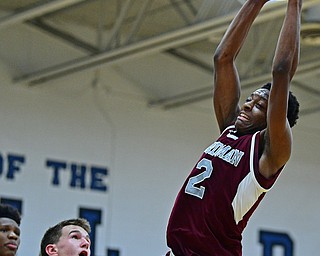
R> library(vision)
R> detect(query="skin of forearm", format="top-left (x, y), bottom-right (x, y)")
top-left (215, 0), bottom-right (268, 61)
top-left (272, 0), bottom-right (302, 76)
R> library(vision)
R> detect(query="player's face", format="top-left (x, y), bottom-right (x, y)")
top-left (235, 92), bottom-right (268, 135)
top-left (0, 217), bottom-right (20, 256)
top-left (53, 225), bottom-right (91, 256)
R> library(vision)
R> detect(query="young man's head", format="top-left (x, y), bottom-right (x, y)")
top-left (235, 82), bottom-right (299, 134)
top-left (40, 218), bottom-right (91, 256)
top-left (0, 204), bottom-right (21, 256)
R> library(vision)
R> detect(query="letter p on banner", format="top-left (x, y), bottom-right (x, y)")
top-left (260, 230), bottom-right (294, 256)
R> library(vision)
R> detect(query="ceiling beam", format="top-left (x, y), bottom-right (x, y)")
top-left (105, 0), bottom-right (134, 49)
top-left (13, 0), bottom-right (320, 85)
top-left (125, 0), bottom-right (154, 44)
top-left (148, 58), bottom-right (320, 109)
top-left (28, 19), bottom-right (99, 54)
top-left (0, 0), bottom-right (86, 29)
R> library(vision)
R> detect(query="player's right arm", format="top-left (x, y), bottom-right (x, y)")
top-left (213, 0), bottom-right (269, 132)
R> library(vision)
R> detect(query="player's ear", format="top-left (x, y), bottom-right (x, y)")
top-left (45, 244), bottom-right (58, 256)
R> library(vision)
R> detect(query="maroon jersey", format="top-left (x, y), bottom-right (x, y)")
top-left (166, 125), bottom-right (281, 256)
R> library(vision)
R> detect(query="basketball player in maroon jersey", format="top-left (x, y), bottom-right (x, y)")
top-left (166, 0), bottom-right (301, 255)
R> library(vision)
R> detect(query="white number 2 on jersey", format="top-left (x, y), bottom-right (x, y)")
top-left (185, 158), bottom-right (213, 199)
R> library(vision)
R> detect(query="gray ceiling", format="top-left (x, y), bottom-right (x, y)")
top-left (0, 0), bottom-right (319, 115)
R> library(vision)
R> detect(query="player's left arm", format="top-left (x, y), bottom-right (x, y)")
top-left (259, 0), bottom-right (302, 178)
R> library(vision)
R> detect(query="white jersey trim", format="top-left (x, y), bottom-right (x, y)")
top-left (231, 131), bottom-right (269, 224)
top-left (218, 125), bottom-right (236, 138)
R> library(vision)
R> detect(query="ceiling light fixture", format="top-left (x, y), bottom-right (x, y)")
top-left (237, 0), bottom-right (286, 4)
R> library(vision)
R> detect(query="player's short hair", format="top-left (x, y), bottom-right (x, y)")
top-left (0, 204), bottom-right (21, 225)
top-left (40, 218), bottom-right (91, 256)
top-left (261, 82), bottom-right (299, 127)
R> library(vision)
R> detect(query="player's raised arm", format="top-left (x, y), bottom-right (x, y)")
top-left (213, 0), bottom-right (269, 132)
top-left (260, 0), bottom-right (302, 178)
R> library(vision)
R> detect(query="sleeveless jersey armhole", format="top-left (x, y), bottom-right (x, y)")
top-left (251, 131), bottom-right (284, 190)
